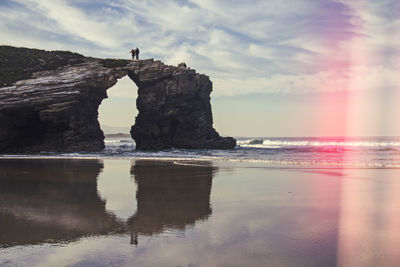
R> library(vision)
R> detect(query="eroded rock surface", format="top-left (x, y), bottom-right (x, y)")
top-left (0, 46), bottom-right (236, 152)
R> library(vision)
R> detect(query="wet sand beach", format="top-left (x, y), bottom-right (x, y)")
top-left (1, 158), bottom-right (400, 266)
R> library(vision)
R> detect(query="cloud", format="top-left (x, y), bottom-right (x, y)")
top-left (1, 0), bottom-right (399, 96)
top-left (213, 65), bottom-right (400, 96)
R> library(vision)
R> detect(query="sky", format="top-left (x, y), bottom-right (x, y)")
top-left (1, 0), bottom-right (399, 137)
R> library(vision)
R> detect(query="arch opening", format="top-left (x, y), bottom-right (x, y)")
top-left (98, 75), bottom-right (138, 150)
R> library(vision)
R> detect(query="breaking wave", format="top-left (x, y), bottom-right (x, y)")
top-left (237, 138), bottom-right (400, 150)
top-left (2, 137), bottom-right (400, 169)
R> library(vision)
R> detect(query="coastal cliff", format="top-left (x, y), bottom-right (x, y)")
top-left (0, 46), bottom-right (236, 152)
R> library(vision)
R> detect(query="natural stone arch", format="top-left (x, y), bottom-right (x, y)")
top-left (98, 75), bottom-right (138, 136)
top-left (0, 46), bottom-right (235, 152)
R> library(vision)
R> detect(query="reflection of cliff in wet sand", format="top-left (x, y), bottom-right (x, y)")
top-left (0, 159), bottom-right (216, 248)
top-left (128, 160), bottom-right (215, 245)
top-left (0, 159), bottom-right (123, 247)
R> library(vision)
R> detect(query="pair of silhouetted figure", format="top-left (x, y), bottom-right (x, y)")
top-left (130, 47), bottom-right (140, 60)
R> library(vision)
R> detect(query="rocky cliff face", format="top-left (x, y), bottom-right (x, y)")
top-left (0, 46), bottom-right (235, 152)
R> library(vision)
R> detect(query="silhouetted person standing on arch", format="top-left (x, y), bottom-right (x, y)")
top-left (129, 49), bottom-right (135, 60)
top-left (134, 47), bottom-right (140, 60)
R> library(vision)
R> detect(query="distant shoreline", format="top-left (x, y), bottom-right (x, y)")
top-left (105, 133), bottom-right (131, 138)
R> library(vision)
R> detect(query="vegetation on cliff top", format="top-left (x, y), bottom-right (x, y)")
top-left (0, 46), bottom-right (85, 86)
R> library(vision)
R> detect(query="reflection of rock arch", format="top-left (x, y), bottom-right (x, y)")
top-left (0, 159), bottom-right (123, 247)
top-left (0, 159), bottom-right (217, 248)
top-left (0, 46), bottom-right (235, 152)
top-left (128, 160), bottom-right (216, 245)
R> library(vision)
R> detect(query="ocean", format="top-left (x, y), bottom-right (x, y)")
top-left (3, 136), bottom-right (400, 168)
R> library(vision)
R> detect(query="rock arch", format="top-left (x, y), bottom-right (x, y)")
top-left (0, 46), bottom-right (235, 152)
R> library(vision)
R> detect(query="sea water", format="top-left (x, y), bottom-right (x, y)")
top-left (3, 136), bottom-right (400, 168)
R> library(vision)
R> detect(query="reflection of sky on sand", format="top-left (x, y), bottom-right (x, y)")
top-left (337, 169), bottom-right (400, 266)
top-left (2, 160), bottom-right (400, 266)
top-left (97, 159), bottom-right (137, 220)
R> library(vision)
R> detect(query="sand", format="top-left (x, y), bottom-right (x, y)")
top-left (1, 158), bottom-right (400, 266)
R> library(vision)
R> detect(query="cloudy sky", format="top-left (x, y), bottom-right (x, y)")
top-left (1, 0), bottom-right (399, 136)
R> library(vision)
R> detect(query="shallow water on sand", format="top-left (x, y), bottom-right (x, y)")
top-left (1, 159), bottom-right (400, 266)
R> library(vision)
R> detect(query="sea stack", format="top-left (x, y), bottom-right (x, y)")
top-left (0, 46), bottom-right (236, 152)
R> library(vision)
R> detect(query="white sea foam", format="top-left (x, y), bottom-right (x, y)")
top-left (2, 137), bottom-right (400, 169)
top-left (1, 154), bottom-right (399, 169)
top-left (238, 138), bottom-right (400, 149)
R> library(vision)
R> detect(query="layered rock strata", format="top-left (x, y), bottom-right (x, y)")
top-left (0, 46), bottom-right (236, 152)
